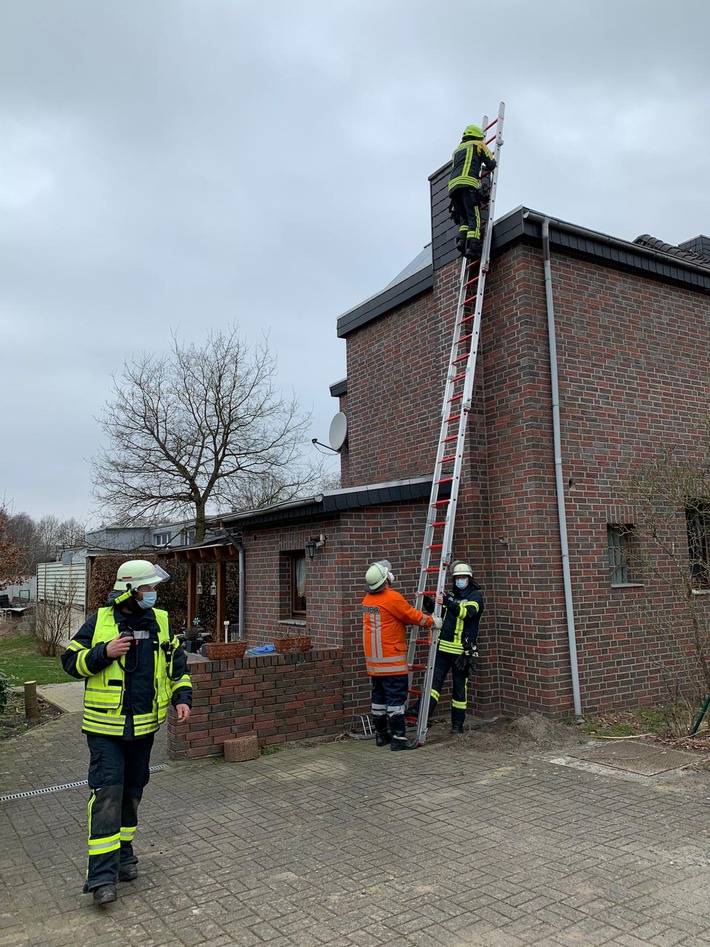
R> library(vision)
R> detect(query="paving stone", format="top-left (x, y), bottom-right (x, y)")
top-left (1, 705), bottom-right (709, 946)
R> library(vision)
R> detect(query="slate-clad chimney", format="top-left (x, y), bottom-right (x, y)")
top-left (679, 235), bottom-right (710, 262)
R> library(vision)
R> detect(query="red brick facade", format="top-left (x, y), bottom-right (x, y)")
top-left (215, 213), bottom-right (709, 739)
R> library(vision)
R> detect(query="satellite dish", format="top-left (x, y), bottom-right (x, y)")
top-left (328, 412), bottom-right (348, 451)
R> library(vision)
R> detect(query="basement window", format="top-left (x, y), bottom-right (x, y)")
top-left (686, 500), bottom-right (710, 589)
top-left (607, 524), bottom-right (641, 586)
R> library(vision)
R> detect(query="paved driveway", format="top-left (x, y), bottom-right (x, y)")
top-left (1, 703), bottom-right (709, 947)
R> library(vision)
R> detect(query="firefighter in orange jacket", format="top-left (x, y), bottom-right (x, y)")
top-left (361, 559), bottom-right (442, 751)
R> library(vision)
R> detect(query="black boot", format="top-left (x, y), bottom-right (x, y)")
top-left (455, 234), bottom-right (466, 255)
top-left (464, 239), bottom-right (482, 260)
top-left (372, 715), bottom-right (390, 747)
top-left (92, 884), bottom-right (117, 905)
top-left (390, 714), bottom-right (416, 751)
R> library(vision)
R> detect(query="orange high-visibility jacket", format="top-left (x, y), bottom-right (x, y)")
top-left (362, 587), bottom-right (434, 676)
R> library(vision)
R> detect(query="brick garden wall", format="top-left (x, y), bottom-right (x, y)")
top-left (167, 648), bottom-right (343, 760)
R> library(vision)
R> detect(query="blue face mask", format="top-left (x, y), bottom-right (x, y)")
top-left (138, 591), bottom-right (157, 610)
top-left (454, 578), bottom-right (469, 590)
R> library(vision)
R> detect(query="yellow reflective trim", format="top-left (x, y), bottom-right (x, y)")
top-left (120, 826), bottom-right (137, 842)
top-left (452, 699), bottom-right (467, 709)
top-left (67, 640), bottom-right (87, 653)
top-left (431, 689), bottom-right (440, 701)
top-left (88, 833), bottom-right (121, 855)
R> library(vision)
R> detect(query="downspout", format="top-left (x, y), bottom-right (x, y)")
top-left (233, 532), bottom-right (245, 640)
top-left (540, 216), bottom-right (584, 722)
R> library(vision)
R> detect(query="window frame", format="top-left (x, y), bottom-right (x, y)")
top-left (289, 551), bottom-right (307, 618)
top-left (686, 500), bottom-right (710, 589)
top-left (607, 523), bottom-right (641, 587)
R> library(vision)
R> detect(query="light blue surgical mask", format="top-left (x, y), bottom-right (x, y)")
top-left (138, 591), bottom-right (157, 610)
top-left (454, 577), bottom-right (469, 590)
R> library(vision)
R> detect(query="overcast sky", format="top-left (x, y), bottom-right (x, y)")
top-left (1, 0), bottom-right (708, 525)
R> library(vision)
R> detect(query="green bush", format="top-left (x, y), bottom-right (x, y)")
top-left (0, 669), bottom-right (10, 714)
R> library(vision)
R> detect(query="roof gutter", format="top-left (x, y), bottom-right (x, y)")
top-left (523, 208), bottom-right (710, 279)
top-left (539, 215), bottom-right (584, 722)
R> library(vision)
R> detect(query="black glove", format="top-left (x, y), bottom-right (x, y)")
top-left (463, 641), bottom-right (479, 673)
top-left (422, 595), bottom-right (436, 615)
top-left (448, 200), bottom-right (461, 225)
top-left (442, 593), bottom-right (457, 614)
top-left (454, 652), bottom-right (470, 673)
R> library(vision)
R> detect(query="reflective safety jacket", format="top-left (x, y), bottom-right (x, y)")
top-left (362, 586), bottom-right (434, 676)
top-left (62, 603), bottom-right (192, 738)
top-left (437, 582), bottom-right (484, 656)
top-left (448, 137), bottom-right (496, 192)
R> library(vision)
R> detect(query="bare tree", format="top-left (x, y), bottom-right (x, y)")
top-left (92, 326), bottom-right (325, 541)
top-left (32, 578), bottom-right (79, 656)
top-left (622, 444), bottom-right (710, 730)
top-left (7, 512), bottom-right (86, 571)
top-left (0, 505), bottom-right (29, 587)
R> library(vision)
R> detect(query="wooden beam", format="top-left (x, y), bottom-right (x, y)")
top-left (186, 562), bottom-right (197, 626)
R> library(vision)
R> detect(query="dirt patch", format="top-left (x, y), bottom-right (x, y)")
top-left (430, 713), bottom-right (589, 753)
top-left (0, 691), bottom-right (63, 741)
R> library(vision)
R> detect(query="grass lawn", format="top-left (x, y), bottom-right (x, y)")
top-left (0, 633), bottom-right (67, 685)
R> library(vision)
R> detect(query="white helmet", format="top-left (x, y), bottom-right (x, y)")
top-left (114, 559), bottom-right (171, 591)
top-left (451, 561), bottom-right (474, 579)
top-left (364, 559), bottom-right (393, 592)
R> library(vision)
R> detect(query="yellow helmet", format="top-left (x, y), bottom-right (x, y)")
top-left (114, 559), bottom-right (170, 590)
top-left (463, 124), bottom-right (484, 140)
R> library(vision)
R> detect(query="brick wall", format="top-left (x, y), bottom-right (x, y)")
top-left (336, 235), bottom-right (710, 719)
top-left (168, 648), bottom-right (343, 759)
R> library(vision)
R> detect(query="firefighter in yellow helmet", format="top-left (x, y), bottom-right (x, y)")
top-left (405, 561), bottom-right (484, 734)
top-left (362, 559), bottom-right (442, 750)
top-left (61, 560), bottom-right (191, 905)
top-left (448, 124), bottom-right (497, 260)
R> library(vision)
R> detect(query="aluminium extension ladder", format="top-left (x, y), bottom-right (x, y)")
top-left (406, 102), bottom-right (505, 747)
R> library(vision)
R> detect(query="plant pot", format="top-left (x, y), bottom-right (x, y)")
top-left (273, 635), bottom-right (311, 654)
top-left (203, 641), bottom-right (248, 660)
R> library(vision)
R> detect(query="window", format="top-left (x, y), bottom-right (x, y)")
top-left (607, 524), bottom-right (639, 585)
top-left (153, 531), bottom-right (171, 546)
top-left (290, 551), bottom-right (307, 617)
top-left (686, 501), bottom-right (710, 588)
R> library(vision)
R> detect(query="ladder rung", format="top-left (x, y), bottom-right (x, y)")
top-left (411, 663), bottom-right (427, 670)
top-left (409, 688), bottom-right (422, 696)
top-left (448, 393), bottom-right (462, 403)
top-left (441, 453), bottom-right (456, 464)
top-left (432, 498), bottom-right (450, 507)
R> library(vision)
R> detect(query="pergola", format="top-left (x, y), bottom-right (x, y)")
top-left (166, 539), bottom-right (239, 634)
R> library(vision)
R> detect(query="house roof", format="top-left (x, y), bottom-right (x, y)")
top-left (221, 476), bottom-right (439, 531)
top-left (335, 206), bottom-right (710, 340)
top-left (633, 234), bottom-right (710, 270)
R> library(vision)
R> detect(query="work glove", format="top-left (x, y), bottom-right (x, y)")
top-left (464, 642), bottom-right (479, 673)
top-left (422, 594), bottom-right (436, 615)
top-left (442, 593), bottom-right (458, 615)
top-left (454, 653), bottom-right (470, 673)
top-left (431, 616), bottom-right (443, 631)
top-left (448, 200), bottom-right (461, 225)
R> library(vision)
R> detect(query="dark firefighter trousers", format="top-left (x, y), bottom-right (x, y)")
top-left (370, 674), bottom-right (409, 746)
top-left (450, 185), bottom-right (484, 251)
top-left (411, 648), bottom-right (469, 728)
top-left (83, 732), bottom-right (154, 892)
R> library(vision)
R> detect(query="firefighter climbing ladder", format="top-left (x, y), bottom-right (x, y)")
top-left (407, 102), bottom-right (505, 748)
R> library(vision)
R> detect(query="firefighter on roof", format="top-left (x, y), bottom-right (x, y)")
top-left (448, 124), bottom-right (497, 260)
